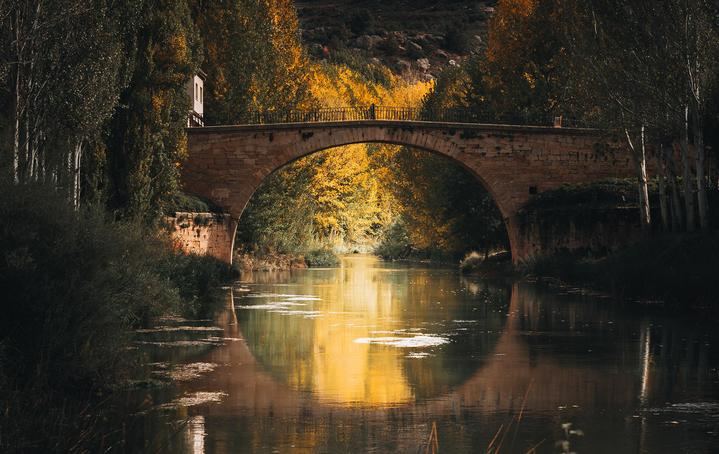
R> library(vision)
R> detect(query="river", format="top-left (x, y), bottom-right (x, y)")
top-left (124, 255), bottom-right (719, 453)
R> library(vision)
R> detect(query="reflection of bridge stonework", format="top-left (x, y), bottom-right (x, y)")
top-left (182, 121), bottom-right (632, 263)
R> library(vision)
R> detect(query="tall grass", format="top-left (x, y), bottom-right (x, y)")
top-left (0, 182), bottom-right (231, 452)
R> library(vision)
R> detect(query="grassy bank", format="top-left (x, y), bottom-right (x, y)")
top-left (518, 234), bottom-right (719, 310)
top-left (0, 183), bottom-right (232, 452)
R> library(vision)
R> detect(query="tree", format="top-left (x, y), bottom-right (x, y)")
top-left (560, 0), bottom-right (719, 232)
top-left (484, 0), bottom-right (571, 119)
top-left (192, 0), bottom-right (314, 124)
top-left (105, 0), bottom-right (200, 220)
top-left (665, 0), bottom-right (719, 231)
top-left (559, 1), bottom-right (668, 232)
top-left (0, 0), bottom-right (137, 207)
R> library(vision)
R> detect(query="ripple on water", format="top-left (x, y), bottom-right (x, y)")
top-left (236, 302), bottom-right (308, 310)
top-left (135, 326), bottom-right (224, 334)
top-left (241, 293), bottom-right (320, 299)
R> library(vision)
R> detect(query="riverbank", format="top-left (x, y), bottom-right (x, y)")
top-left (0, 183), bottom-right (234, 452)
top-left (463, 234), bottom-right (719, 312)
top-left (523, 233), bottom-right (719, 310)
top-left (234, 248), bottom-right (341, 271)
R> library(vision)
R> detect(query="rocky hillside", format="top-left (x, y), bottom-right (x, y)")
top-left (296, 0), bottom-right (496, 79)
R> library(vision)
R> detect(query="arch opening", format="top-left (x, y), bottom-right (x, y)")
top-left (233, 138), bottom-right (512, 266)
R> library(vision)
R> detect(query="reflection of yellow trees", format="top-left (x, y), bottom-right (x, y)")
top-left (289, 257), bottom-right (413, 405)
top-left (238, 257), bottom-right (510, 407)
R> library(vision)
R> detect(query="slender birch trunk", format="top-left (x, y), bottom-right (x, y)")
top-left (12, 11), bottom-right (22, 184)
top-left (72, 141), bottom-right (83, 209)
top-left (658, 144), bottom-right (670, 231)
top-left (625, 126), bottom-right (652, 232)
top-left (693, 113), bottom-right (709, 231)
top-left (681, 106), bottom-right (696, 232)
top-left (667, 144), bottom-right (684, 231)
top-left (13, 64), bottom-right (21, 184)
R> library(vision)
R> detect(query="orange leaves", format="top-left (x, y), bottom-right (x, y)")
top-left (487, 0), bottom-right (538, 63)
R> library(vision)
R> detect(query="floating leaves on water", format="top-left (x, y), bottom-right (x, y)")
top-left (353, 335), bottom-right (450, 348)
top-left (160, 392), bottom-right (228, 409)
top-left (153, 362), bottom-right (218, 382)
top-left (406, 352), bottom-right (433, 359)
top-left (135, 339), bottom-right (224, 348)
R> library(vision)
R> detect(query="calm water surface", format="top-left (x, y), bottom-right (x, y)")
top-left (126, 255), bottom-right (719, 453)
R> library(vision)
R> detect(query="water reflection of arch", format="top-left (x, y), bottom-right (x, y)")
top-left (188, 283), bottom-right (639, 419)
top-left (236, 264), bottom-right (509, 404)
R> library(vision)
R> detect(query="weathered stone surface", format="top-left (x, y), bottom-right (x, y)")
top-left (182, 121), bottom-right (637, 264)
top-left (165, 212), bottom-right (238, 264)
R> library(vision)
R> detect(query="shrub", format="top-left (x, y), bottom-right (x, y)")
top-left (348, 9), bottom-right (374, 34)
top-left (0, 181), bottom-right (231, 451)
top-left (0, 184), bottom-right (178, 389)
top-left (165, 191), bottom-right (223, 214)
top-left (304, 248), bottom-right (340, 267)
top-left (520, 234), bottom-right (719, 307)
top-left (378, 34), bottom-right (402, 56)
top-left (444, 26), bottom-right (471, 53)
top-left (157, 252), bottom-right (234, 319)
top-left (459, 251), bottom-right (484, 272)
top-left (375, 220), bottom-right (412, 260)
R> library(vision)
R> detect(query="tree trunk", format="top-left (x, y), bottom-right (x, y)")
top-left (13, 65), bottom-right (20, 184)
top-left (12, 11), bottom-right (22, 184)
top-left (693, 112), bottom-right (709, 231)
top-left (667, 144), bottom-right (683, 231)
top-left (658, 144), bottom-right (669, 231)
top-left (72, 141), bottom-right (83, 209)
top-left (25, 114), bottom-right (32, 181)
top-left (625, 127), bottom-right (651, 232)
top-left (681, 106), bottom-right (696, 232)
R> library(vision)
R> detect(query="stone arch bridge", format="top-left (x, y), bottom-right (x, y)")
top-left (179, 117), bottom-right (633, 264)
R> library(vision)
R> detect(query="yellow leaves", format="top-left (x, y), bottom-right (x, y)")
top-left (151, 94), bottom-right (164, 113)
top-left (487, 0), bottom-right (538, 63)
top-left (155, 33), bottom-right (189, 68)
top-left (390, 79), bottom-right (434, 106)
top-left (522, 71), bottom-right (537, 89)
top-left (167, 33), bottom-right (188, 61)
top-left (308, 63), bottom-right (432, 109)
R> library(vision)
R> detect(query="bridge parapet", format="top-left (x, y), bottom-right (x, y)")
top-left (192, 106), bottom-right (586, 129)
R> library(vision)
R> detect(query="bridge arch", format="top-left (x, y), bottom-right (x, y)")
top-left (182, 121), bottom-right (632, 264)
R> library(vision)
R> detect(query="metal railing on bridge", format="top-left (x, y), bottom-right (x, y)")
top-left (193, 106), bottom-right (586, 128)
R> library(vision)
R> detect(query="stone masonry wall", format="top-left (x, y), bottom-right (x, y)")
top-left (165, 212), bottom-right (238, 264)
top-left (519, 207), bottom-right (644, 258)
